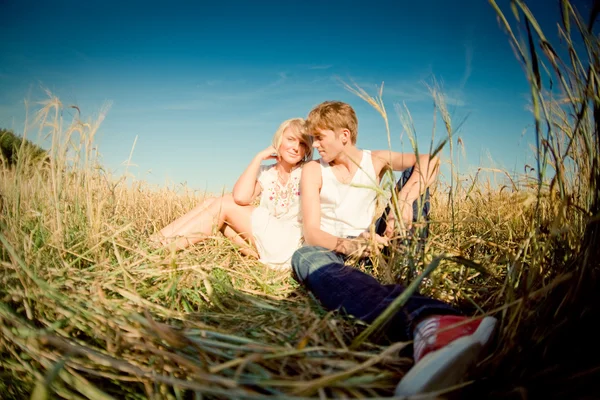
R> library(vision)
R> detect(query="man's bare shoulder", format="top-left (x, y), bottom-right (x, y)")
top-left (369, 150), bottom-right (390, 172)
top-left (370, 150), bottom-right (418, 173)
top-left (371, 149), bottom-right (399, 161)
top-left (370, 149), bottom-right (386, 158)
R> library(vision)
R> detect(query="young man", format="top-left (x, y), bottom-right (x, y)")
top-left (292, 101), bottom-right (497, 396)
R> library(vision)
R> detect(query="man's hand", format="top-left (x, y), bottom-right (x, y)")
top-left (362, 232), bottom-right (389, 257)
top-left (334, 232), bottom-right (388, 257)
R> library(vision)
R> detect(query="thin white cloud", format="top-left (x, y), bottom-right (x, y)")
top-left (460, 43), bottom-right (473, 90)
top-left (71, 49), bottom-right (92, 63)
top-left (444, 92), bottom-right (466, 107)
top-left (204, 80), bottom-right (222, 86)
top-left (162, 99), bottom-right (217, 111)
top-left (383, 84), bottom-right (431, 103)
top-left (263, 72), bottom-right (288, 89)
top-left (308, 64), bottom-right (333, 70)
top-left (162, 72), bottom-right (291, 110)
top-left (384, 82), bottom-right (466, 107)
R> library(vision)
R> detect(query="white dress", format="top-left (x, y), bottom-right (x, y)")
top-left (251, 165), bottom-right (303, 270)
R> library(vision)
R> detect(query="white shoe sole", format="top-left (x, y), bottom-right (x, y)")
top-left (394, 316), bottom-right (498, 397)
top-left (472, 316), bottom-right (497, 349)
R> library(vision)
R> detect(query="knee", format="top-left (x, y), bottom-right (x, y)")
top-left (212, 193), bottom-right (235, 213)
top-left (221, 193), bottom-right (234, 205)
top-left (291, 247), bottom-right (305, 282)
top-left (292, 246), bottom-right (318, 283)
top-left (292, 246), bottom-right (336, 284)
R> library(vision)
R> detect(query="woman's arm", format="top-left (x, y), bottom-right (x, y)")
top-left (232, 145), bottom-right (277, 205)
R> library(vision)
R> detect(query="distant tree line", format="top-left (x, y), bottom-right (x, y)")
top-left (0, 128), bottom-right (47, 166)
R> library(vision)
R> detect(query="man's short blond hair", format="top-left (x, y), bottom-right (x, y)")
top-left (306, 101), bottom-right (358, 144)
top-left (272, 118), bottom-right (313, 163)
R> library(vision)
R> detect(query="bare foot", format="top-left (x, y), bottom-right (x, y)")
top-left (148, 232), bottom-right (168, 249)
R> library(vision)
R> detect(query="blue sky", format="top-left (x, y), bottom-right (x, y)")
top-left (0, 0), bottom-right (588, 193)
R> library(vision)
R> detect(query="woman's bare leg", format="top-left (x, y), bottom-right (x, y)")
top-left (162, 194), bottom-right (256, 251)
top-left (158, 196), bottom-right (217, 239)
top-left (222, 225), bottom-right (259, 258)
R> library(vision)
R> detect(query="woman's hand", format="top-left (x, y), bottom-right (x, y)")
top-left (234, 145), bottom-right (276, 205)
top-left (258, 145), bottom-right (278, 161)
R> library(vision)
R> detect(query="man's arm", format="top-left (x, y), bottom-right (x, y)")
top-left (301, 161), bottom-right (381, 256)
top-left (372, 151), bottom-right (440, 232)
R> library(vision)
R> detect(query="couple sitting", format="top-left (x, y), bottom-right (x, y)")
top-left (155, 101), bottom-right (497, 396)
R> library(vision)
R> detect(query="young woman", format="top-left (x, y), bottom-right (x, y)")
top-left (154, 118), bottom-right (312, 270)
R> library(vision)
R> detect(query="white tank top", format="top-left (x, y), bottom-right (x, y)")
top-left (319, 150), bottom-right (379, 237)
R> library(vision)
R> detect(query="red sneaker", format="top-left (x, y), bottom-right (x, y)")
top-left (395, 315), bottom-right (497, 396)
top-left (413, 315), bottom-right (496, 362)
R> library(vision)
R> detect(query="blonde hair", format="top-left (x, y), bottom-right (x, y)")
top-left (272, 118), bottom-right (313, 163)
top-left (306, 101), bottom-right (358, 144)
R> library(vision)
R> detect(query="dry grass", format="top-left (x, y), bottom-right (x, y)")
top-left (1, 1), bottom-right (599, 398)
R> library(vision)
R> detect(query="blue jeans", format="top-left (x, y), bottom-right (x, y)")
top-left (291, 246), bottom-right (460, 341)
